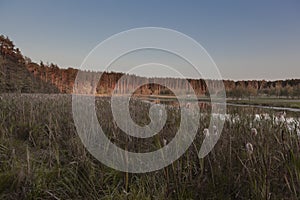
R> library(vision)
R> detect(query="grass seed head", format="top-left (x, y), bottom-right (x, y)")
top-left (203, 128), bottom-right (210, 137)
top-left (246, 142), bottom-right (254, 154)
top-left (251, 128), bottom-right (258, 136)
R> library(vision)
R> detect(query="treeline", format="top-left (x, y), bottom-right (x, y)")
top-left (0, 34), bottom-right (299, 97)
top-left (26, 62), bottom-right (300, 98)
top-left (25, 64), bottom-right (226, 96)
top-left (0, 35), bottom-right (60, 93)
top-left (225, 80), bottom-right (300, 99)
top-left (29, 61), bottom-right (300, 98)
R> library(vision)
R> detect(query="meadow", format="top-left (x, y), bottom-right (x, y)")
top-left (0, 94), bottom-right (300, 199)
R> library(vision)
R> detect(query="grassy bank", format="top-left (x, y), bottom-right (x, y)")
top-left (228, 97), bottom-right (300, 109)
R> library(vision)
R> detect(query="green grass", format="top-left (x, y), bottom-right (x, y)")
top-left (228, 97), bottom-right (300, 109)
top-left (0, 94), bottom-right (300, 199)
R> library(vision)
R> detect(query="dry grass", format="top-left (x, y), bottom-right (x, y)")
top-left (0, 94), bottom-right (300, 199)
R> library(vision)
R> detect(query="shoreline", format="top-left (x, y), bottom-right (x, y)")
top-left (1, 93), bottom-right (300, 110)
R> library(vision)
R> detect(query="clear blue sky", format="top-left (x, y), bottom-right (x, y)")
top-left (0, 0), bottom-right (299, 80)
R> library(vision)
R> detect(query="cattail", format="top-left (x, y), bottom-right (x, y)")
top-left (203, 128), bottom-right (210, 137)
top-left (251, 128), bottom-right (258, 136)
top-left (245, 142), bottom-right (253, 154)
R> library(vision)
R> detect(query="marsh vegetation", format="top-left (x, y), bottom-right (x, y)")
top-left (0, 94), bottom-right (300, 199)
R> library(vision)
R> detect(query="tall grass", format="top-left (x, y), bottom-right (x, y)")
top-left (0, 94), bottom-right (299, 199)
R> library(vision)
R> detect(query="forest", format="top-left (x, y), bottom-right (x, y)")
top-left (1, 35), bottom-right (300, 99)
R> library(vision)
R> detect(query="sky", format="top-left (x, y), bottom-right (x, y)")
top-left (0, 0), bottom-right (299, 80)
